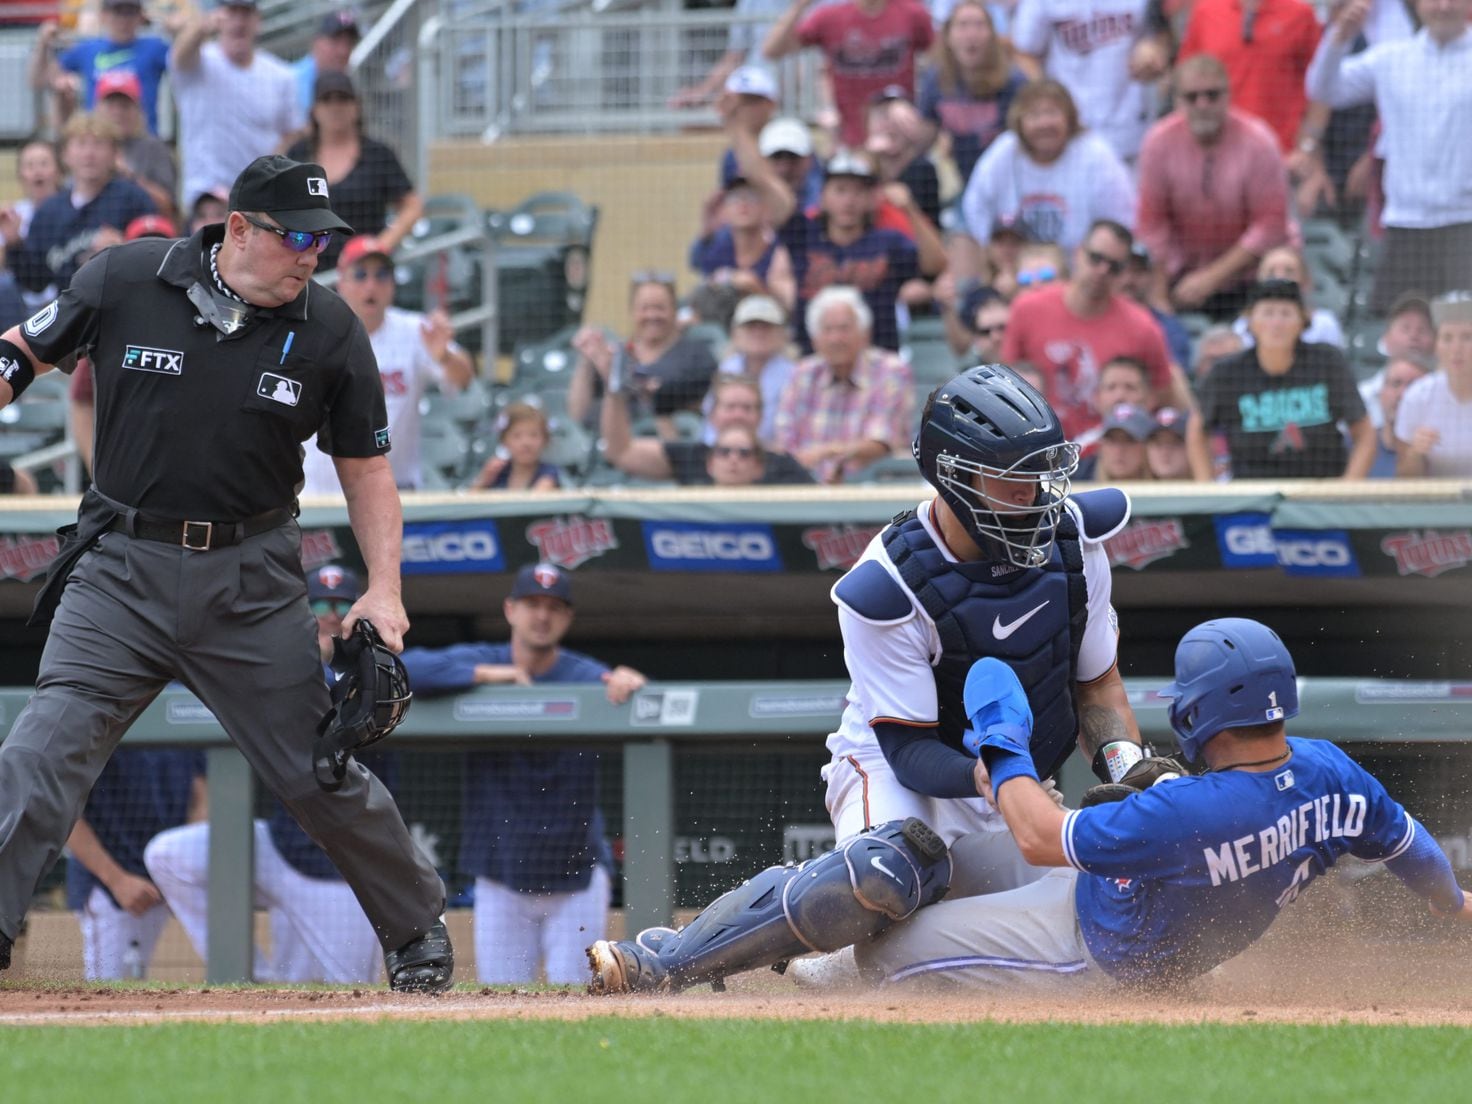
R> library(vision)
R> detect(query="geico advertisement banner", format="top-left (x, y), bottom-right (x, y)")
top-left (641, 521), bottom-right (784, 573)
top-left (401, 520), bottom-right (506, 574)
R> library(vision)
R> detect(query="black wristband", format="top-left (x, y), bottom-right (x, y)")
top-left (0, 338), bottom-right (36, 401)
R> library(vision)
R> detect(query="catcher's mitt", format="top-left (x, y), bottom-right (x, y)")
top-left (1080, 755), bottom-right (1191, 808)
top-left (312, 619), bottom-right (412, 791)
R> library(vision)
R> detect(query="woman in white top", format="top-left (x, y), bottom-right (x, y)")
top-left (1395, 291), bottom-right (1472, 477)
top-left (960, 79), bottom-right (1136, 260)
top-left (1231, 245), bottom-right (1346, 350)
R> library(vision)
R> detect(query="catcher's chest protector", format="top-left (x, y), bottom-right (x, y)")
top-left (882, 510), bottom-right (1088, 781)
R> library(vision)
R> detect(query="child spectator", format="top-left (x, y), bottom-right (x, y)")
top-left (473, 403), bottom-right (564, 491)
top-left (1147, 407), bottom-right (1193, 480)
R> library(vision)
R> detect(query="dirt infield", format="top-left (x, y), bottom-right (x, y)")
top-left (4, 906), bottom-right (1471, 1029)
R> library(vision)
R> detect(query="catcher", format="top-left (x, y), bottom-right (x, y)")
top-left (590, 618), bottom-right (1472, 992)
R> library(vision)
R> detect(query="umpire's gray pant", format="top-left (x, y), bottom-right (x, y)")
top-left (0, 521), bottom-right (444, 953)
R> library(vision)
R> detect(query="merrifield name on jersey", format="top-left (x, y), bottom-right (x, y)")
top-left (1203, 792), bottom-right (1367, 886)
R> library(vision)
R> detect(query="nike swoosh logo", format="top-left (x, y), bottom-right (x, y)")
top-left (871, 855), bottom-right (898, 881)
top-left (993, 601), bottom-right (1049, 641)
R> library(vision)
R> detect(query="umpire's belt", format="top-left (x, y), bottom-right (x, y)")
top-left (109, 507), bottom-right (294, 551)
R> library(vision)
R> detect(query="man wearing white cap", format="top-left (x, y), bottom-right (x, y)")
top-left (707, 295), bottom-right (799, 444)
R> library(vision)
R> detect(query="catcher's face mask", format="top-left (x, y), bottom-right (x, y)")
top-left (313, 620), bottom-right (412, 790)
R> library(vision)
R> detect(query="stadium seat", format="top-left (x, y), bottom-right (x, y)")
top-left (905, 339), bottom-right (958, 385)
top-left (0, 398), bottom-right (68, 434)
top-left (513, 327), bottom-right (580, 391)
top-left (904, 314), bottom-right (947, 344)
top-left (683, 322), bottom-right (728, 358)
top-left (1302, 218), bottom-right (1355, 283)
top-left (421, 377), bottom-right (493, 428)
top-left (418, 420), bottom-right (472, 485)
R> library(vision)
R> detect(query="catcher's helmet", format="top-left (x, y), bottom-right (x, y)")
top-left (914, 364), bottom-right (1079, 567)
top-left (314, 620), bottom-right (412, 789)
top-left (1158, 618), bottom-right (1299, 761)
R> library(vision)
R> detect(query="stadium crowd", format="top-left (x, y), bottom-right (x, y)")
top-left (2, 0), bottom-right (1471, 495)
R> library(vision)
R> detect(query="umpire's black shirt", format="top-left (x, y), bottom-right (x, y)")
top-left (21, 226), bottom-right (389, 519)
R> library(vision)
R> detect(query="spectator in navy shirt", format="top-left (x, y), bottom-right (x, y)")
top-left (470, 401), bottom-right (564, 490)
top-left (30, 0), bottom-right (171, 135)
top-left (794, 151), bottom-right (938, 352)
top-left (916, 0), bottom-right (1025, 183)
top-left (9, 112), bottom-right (153, 297)
top-left (401, 564), bottom-right (648, 985)
top-left (689, 175), bottom-right (797, 312)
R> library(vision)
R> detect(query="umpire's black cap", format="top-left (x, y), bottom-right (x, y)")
top-left (509, 563), bottom-right (573, 605)
top-left (229, 155), bottom-right (353, 234)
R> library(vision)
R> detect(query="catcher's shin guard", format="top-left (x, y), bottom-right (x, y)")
top-left (589, 819), bottom-right (950, 994)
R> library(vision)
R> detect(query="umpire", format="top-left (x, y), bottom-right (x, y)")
top-left (0, 155), bottom-right (452, 992)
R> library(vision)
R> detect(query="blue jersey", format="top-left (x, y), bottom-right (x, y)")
top-left (1064, 738), bottom-right (1415, 985)
top-left (66, 749), bottom-right (204, 910)
top-left (689, 227), bottom-right (782, 285)
top-left (59, 36), bottom-right (171, 134)
top-left (400, 643), bottom-right (613, 894)
top-left (792, 216), bottom-right (919, 352)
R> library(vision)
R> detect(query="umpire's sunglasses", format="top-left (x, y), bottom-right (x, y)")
top-left (242, 213), bottom-right (334, 255)
top-left (310, 598), bottom-right (354, 617)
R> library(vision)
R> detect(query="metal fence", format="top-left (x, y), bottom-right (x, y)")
top-left (414, 5), bottom-right (825, 149)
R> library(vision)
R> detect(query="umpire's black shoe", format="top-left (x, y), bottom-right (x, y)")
top-left (386, 919), bottom-right (454, 994)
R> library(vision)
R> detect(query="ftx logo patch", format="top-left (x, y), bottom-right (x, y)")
top-left (375, 427), bottom-right (391, 448)
top-left (258, 372), bottom-right (301, 406)
top-left (122, 345), bottom-right (183, 375)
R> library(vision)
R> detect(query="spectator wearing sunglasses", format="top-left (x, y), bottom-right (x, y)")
top-left (170, 0), bottom-right (304, 211)
top-left (7, 112), bottom-right (155, 299)
top-left (1135, 55), bottom-right (1290, 321)
top-left (948, 282), bottom-right (1009, 362)
top-left (30, 0), bottom-right (171, 135)
top-left (301, 235), bottom-right (473, 496)
top-left (1001, 219), bottom-right (1187, 441)
top-left (286, 72), bottom-right (422, 270)
top-left (706, 424), bottom-right (769, 486)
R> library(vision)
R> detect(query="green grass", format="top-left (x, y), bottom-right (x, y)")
top-left (3, 1018), bottom-right (1467, 1104)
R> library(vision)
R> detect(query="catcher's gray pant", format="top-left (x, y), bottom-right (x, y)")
top-left (0, 522), bottom-right (444, 952)
top-left (856, 868), bottom-right (1112, 992)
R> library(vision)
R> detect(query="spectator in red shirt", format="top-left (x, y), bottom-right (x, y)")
top-left (1177, 0), bottom-right (1322, 156)
top-left (1135, 54), bottom-right (1290, 320)
top-left (1000, 219), bottom-right (1186, 440)
top-left (763, 0), bottom-right (934, 149)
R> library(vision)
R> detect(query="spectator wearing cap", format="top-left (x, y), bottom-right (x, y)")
top-left (124, 214), bottom-right (176, 241)
top-left (30, 0), bottom-right (170, 135)
top-left (471, 402), bottom-right (563, 491)
top-left (959, 79), bottom-right (1135, 277)
top-left (712, 67), bottom-right (805, 198)
top-left (1146, 407), bottom-right (1193, 479)
top-left (1135, 55), bottom-right (1290, 321)
top-left (1077, 403), bottom-right (1155, 481)
top-left (709, 295), bottom-right (799, 443)
top-left (917, 0), bottom-right (1027, 183)
top-left (689, 173), bottom-right (797, 312)
top-left (286, 71), bottom-right (422, 270)
top-left (1369, 353), bottom-right (1430, 477)
top-left (293, 9), bottom-right (362, 118)
top-left (763, 0), bottom-right (934, 149)
top-left (93, 69), bottom-right (177, 221)
top-left (1119, 243), bottom-right (1193, 375)
top-left (300, 236), bottom-right (473, 496)
top-left (1001, 220), bottom-right (1184, 441)
top-left (671, 0), bottom-right (813, 107)
top-left (1231, 246), bottom-right (1346, 350)
top-left (720, 92), bottom-right (824, 262)
top-left (601, 373), bottom-right (814, 484)
top-left (170, 0), bottom-right (303, 209)
top-left (1395, 292), bottom-right (1472, 478)
top-left (1011, 0), bottom-right (1168, 165)
top-left (1189, 278), bottom-right (1374, 480)
top-left (1308, 0), bottom-right (1472, 313)
top-left (773, 285), bottom-right (916, 482)
top-left (400, 565), bottom-right (647, 985)
top-left (569, 275), bottom-right (719, 435)
top-left (791, 151), bottom-right (941, 352)
top-left (8, 112), bottom-right (154, 299)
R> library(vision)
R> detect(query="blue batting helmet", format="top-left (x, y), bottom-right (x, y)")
top-left (913, 364), bottom-right (1079, 568)
top-left (1158, 618), bottom-right (1299, 761)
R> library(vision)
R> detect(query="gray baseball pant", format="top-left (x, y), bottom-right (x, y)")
top-left (0, 520), bottom-right (444, 953)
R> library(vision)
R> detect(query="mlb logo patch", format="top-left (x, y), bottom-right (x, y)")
top-left (307, 177), bottom-right (329, 197)
top-left (258, 372), bottom-right (301, 407)
top-left (1275, 770), bottom-right (1295, 791)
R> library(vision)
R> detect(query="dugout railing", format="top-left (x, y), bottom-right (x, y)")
top-left (2, 677), bottom-right (1470, 982)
